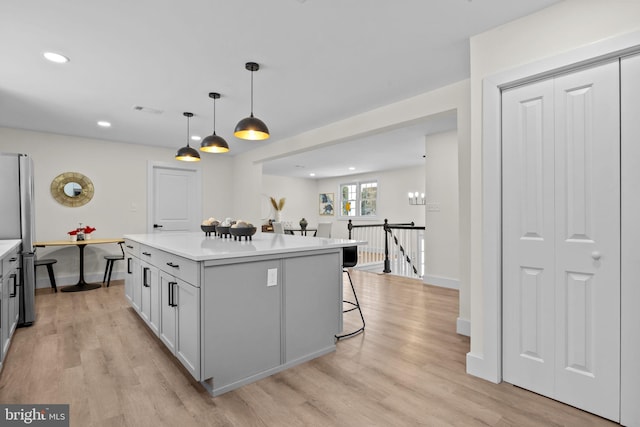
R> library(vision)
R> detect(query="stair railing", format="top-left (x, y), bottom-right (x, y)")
top-left (347, 219), bottom-right (425, 278)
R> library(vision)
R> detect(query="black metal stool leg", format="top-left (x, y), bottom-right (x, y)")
top-left (106, 261), bottom-right (114, 287)
top-left (102, 260), bottom-right (111, 284)
top-left (46, 265), bottom-right (57, 292)
top-left (335, 269), bottom-right (365, 340)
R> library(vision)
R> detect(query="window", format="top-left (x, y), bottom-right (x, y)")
top-left (340, 181), bottom-right (377, 218)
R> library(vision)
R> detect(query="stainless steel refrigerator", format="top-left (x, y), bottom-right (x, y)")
top-left (0, 153), bottom-right (36, 326)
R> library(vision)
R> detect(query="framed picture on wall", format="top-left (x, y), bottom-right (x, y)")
top-left (319, 193), bottom-right (335, 216)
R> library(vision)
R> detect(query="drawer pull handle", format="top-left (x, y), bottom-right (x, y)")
top-left (9, 257), bottom-right (17, 262)
top-left (168, 281), bottom-right (178, 307)
top-left (166, 262), bottom-right (179, 268)
top-left (142, 252), bottom-right (151, 256)
top-left (143, 267), bottom-right (150, 287)
top-left (126, 245), bottom-right (134, 249)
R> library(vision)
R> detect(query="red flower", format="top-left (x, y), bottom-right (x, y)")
top-left (83, 226), bottom-right (96, 234)
top-left (68, 230), bottom-right (78, 235)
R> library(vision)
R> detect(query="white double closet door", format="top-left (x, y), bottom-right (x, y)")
top-left (502, 59), bottom-right (623, 421)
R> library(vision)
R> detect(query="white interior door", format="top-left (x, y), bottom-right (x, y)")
top-left (502, 60), bottom-right (620, 421)
top-left (148, 162), bottom-right (202, 232)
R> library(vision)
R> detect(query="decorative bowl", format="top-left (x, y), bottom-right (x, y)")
top-left (201, 225), bottom-right (216, 236)
top-left (230, 226), bottom-right (257, 241)
top-left (216, 225), bottom-right (231, 238)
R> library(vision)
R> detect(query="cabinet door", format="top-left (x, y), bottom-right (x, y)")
top-left (1, 275), bottom-right (7, 360)
top-left (7, 271), bottom-right (18, 336)
top-left (127, 256), bottom-right (141, 312)
top-left (159, 271), bottom-right (176, 353)
top-left (139, 261), bottom-right (159, 335)
top-left (176, 278), bottom-right (200, 379)
top-left (124, 256), bottom-right (134, 304)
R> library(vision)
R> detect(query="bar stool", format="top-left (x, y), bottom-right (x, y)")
top-left (102, 242), bottom-right (125, 287)
top-left (336, 246), bottom-right (365, 340)
top-left (35, 258), bottom-right (58, 292)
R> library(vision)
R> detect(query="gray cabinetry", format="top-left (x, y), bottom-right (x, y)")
top-left (284, 252), bottom-right (341, 363)
top-left (123, 233), bottom-right (350, 396)
top-left (159, 270), bottom-right (200, 379)
top-left (1, 243), bottom-right (20, 365)
top-left (140, 260), bottom-right (160, 335)
top-left (202, 259), bottom-right (282, 388)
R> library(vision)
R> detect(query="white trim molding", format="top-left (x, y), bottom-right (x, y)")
top-left (423, 274), bottom-right (459, 290)
top-left (456, 317), bottom-right (470, 337)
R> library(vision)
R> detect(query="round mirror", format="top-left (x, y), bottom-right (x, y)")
top-left (63, 182), bottom-right (82, 197)
top-left (51, 172), bottom-right (94, 207)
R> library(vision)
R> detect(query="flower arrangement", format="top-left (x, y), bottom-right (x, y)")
top-left (67, 225), bottom-right (96, 241)
top-left (270, 197), bottom-right (285, 212)
top-left (270, 197), bottom-right (285, 222)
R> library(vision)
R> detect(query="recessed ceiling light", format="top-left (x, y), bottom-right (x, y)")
top-left (348, 167), bottom-right (356, 171)
top-left (191, 135), bottom-right (202, 141)
top-left (97, 121), bottom-right (111, 128)
top-left (43, 52), bottom-right (69, 64)
top-left (309, 173), bottom-right (316, 177)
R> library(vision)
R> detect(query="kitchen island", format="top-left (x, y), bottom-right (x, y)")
top-left (123, 231), bottom-right (359, 396)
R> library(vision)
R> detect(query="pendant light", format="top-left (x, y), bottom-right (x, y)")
top-left (175, 112), bottom-right (201, 162)
top-left (234, 62), bottom-right (270, 140)
top-left (200, 92), bottom-right (230, 153)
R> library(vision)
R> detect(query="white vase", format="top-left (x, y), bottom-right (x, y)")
top-left (274, 211), bottom-right (281, 223)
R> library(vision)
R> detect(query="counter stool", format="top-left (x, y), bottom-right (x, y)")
top-left (35, 258), bottom-right (58, 292)
top-left (103, 242), bottom-right (125, 287)
top-left (335, 246), bottom-right (365, 340)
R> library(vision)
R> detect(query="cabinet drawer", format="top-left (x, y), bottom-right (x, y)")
top-left (124, 239), bottom-right (140, 258)
top-left (156, 250), bottom-right (199, 286)
top-left (3, 246), bottom-right (20, 274)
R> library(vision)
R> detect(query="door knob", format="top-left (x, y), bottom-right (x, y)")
top-left (153, 224), bottom-right (163, 228)
top-left (591, 251), bottom-right (602, 260)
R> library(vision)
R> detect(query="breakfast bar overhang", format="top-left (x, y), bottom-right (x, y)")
top-left (122, 231), bottom-right (362, 396)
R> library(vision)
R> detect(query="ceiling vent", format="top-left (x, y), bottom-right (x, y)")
top-left (132, 105), bottom-right (163, 114)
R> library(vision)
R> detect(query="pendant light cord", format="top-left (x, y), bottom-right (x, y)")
top-left (213, 97), bottom-right (217, 134)
top-left (250, 69), bottom-right (254, 117)
top-left (187, 115), bottom-right (191, 147)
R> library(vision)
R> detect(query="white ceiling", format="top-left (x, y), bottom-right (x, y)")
top-left (0, 0), bottom-right (559, 177)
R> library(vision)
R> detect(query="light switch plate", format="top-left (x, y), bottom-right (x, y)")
top-left (267, 268), bottom-right (278, 287)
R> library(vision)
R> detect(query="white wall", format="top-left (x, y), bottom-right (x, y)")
top-left (425, 130), bottom-right (459, 289)
top-left (0, 126), bottom-right (233, 287)
top-left (468, 0), bottom-right (640, 376)
top-left (260, 174), bottom-right (318, 227)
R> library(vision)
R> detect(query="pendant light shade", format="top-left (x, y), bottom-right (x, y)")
top-left (201, 92), bottom-right (230, 153)
top-left (234, 62), bottom-right (270, 140)
top-left (175, 112), bottom-right (201, 162)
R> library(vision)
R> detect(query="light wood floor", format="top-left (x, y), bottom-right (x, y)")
top-left (0, 271), bottom-right (615, 427)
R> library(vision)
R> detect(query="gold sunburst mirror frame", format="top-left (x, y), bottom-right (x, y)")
top-left (50, 172), bottom-right (95, 207)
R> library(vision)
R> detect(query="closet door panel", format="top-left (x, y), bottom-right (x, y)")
top-left (621, 53), bottom-right (640, 427)
top-left (554, 60), bottom-right (620, 421)
top-left (502, 79), bottom-right (556, 396)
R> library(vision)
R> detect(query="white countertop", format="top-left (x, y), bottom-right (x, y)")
top-left (0, 240), bottom-right (21, 260)
top-left (123, 232), bottom-right (364, 261)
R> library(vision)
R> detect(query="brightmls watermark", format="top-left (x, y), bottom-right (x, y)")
top-left (0, 405), bottom-right (69, 426)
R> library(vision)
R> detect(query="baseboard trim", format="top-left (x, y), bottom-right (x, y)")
top-left (466, 351), bottom-right (500, 384)
top-left (456, 317), bottom-right (470, 336)
top-left (423, 274), bottom-right (459, 290)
